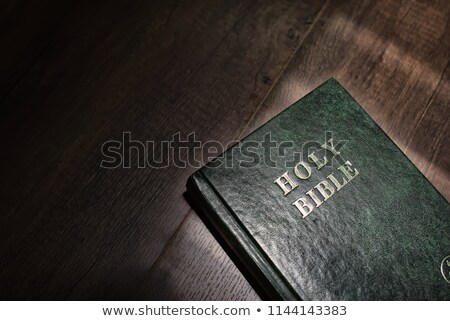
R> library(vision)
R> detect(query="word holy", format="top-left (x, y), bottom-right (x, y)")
top-left (274, 139), bottom-right (359, 218)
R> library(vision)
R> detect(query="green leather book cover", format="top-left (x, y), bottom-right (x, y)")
top-left (186, 78), bottom-right (450, 300)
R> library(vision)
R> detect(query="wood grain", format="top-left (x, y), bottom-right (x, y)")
top-left (156, 0), bottom-right (450, 300)
top-left (0, 0), bottom-right (326, 299)
top-left (0, 0), bottom-right (76, 101)
top-left (142, 213), bottom-right (260, 300)
top-left (405, 62), bottom-right (449, 199)
top-left (247, 0), bottom-right (450, 198)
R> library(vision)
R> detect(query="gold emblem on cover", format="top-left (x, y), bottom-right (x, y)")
top-left (441, 255), bottom-right (450, 284)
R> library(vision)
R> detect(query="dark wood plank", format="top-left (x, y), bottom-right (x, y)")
top-left (0, 0), bottom-right (326, 299)
top-left (0, 0), bottom-right (249, 300)
top-left (0, 0), bottom-right (76, 101)
top-left (142, 214), bottom-right (260, 300)
top-left (404, 62), bottom-right (449, 198)
top-left (140, 0), bottom-right (329, 300)
top-left (159, 0), bottom-right (450, 300)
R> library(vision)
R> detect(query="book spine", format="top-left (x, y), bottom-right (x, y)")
top-left (186, 171), bottom-right (300, 300)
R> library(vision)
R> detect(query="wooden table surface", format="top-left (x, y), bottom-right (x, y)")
top-left (0, 0), bottom-right (448, 300)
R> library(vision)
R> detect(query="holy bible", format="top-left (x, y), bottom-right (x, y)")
top-left (186, 78), bottom-right (450, 300)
